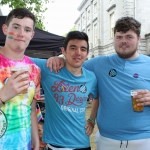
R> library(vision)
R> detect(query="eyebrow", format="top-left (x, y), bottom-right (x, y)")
top-left (70, 45), bottom-right (87, 50)
top-left (12, 23), bottom-right (33, 30)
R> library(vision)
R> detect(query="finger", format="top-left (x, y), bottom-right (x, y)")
top-left (86, 128), bottom-right (93, 136)
top-left (16, 81), bottom-right (29, 94)
top-left (53, 63), bottom-right (58, 73)
top-left (11, 70), bottom-right (28, 79)
top-left (46, 58), bottom-right (53, 72)
top-left (85, 125), bottom-right (87, 129)
top-left (55, 58), bottom-right (62, 73)
top-left (59, 63), bottom-right (64, 69)
top-left (14, 72), bottom-right (29, 83)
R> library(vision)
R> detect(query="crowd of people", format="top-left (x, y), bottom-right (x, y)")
top-left (0, 7), bottom-right (150, 150)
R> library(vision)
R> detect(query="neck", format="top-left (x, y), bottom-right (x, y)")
top-left (66, 64), bottom-right (82, 76)
top-left (126, 52), bottom-right (139, 60)
top-left (0, 46), bottom-right (24, 60)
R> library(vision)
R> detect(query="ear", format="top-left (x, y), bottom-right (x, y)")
top-left (86, 51), bottom-right (89, 60)
top-left (137, 35), bottom-right (141, 43)
top-left (31, 31), bottom-right (35, 39)
top-left (2, 24), bottom-right (8, 35)
top-left (61, 47), bottom-right (66, 56)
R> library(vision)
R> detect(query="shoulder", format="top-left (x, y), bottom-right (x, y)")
top-left (28, 57), bottom-right (47, 64)
top-left (85, 54), bottom-right (116, 64)
top-left (24, 56), bottom-right (40, 71)
top-left (82, 67), bottom-right (96, 77)
top-left (138, 54), bottom-right (150, 63)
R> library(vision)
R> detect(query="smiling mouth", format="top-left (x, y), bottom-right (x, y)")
top-left (15, 39), bottom-right (25, 42)
top-left (74, 58), bottom-right (81, 61)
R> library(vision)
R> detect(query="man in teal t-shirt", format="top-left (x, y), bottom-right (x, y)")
top-left (31, 31), bottom-right (98, 150)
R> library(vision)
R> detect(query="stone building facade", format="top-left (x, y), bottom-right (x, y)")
top-left (75, 0), bottom-right (150, 58)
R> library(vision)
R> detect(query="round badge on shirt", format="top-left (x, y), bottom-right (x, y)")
top-left (0, 109), bottom-right (7, 138)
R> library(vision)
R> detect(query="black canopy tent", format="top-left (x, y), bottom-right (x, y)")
top-left (0, 16), bottom-right (65, 58)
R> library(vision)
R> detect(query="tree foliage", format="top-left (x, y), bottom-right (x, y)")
top-left (63, 25), bottom-right (76, 37)
top-left (0, 0), bottom-right (52, 30)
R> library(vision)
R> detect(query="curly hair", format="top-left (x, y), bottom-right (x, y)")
top-left (114, 17), bottom-right (141, 36)
top-left (5, 8), bottom-right (36, 29)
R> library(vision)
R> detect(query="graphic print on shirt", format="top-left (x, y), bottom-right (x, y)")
top-left (0, 109), bottom-right (7, 138)
top-left (133, 73), bottom-right (139, 78)
top-left (109, 69), bottom-right (117, 77)
top-left (51, 80), bottom-right (88, 113)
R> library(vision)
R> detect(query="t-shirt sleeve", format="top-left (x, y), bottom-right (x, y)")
top-left (83, 57), bottom-right (98, 72)
top-left (91, 74), bottom-right (98, 99)
top-left (30, 57), bottom-right (48, 80)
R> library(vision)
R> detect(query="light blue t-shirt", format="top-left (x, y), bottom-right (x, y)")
top-left (31, 58), bottom-right (98, 148)
top-left (83, 54), bottom-right (150, 140)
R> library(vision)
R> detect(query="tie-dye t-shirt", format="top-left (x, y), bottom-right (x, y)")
top-left (0, 53), bottom-right (40, 150)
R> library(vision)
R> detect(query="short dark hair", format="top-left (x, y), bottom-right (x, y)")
top-left (5, 8), bottom-right (36, 29)
top-left (114, 17), bottom-right (141, 36)
top-left (63, 31), bottom-right (89, 52)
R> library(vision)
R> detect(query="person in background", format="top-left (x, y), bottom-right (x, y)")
top-left (47, 17), bottom-right (150, 150)
top-left (31, 31), bottom-right (98, 150)
top-left (0, 8), bottom-right (40, 150)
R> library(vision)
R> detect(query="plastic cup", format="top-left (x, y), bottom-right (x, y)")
top-left (130, 90), bottom-right (144, 112)
top-left (11, 66), bottom-right (29, 94)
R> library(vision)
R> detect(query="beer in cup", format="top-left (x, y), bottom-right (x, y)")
top-left (11, 66), bottom-right (29, 94)
top-left (130, 90), bottom-right (144, 112)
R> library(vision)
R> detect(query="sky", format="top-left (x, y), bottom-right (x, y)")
top-left (1, 0), bottom-right (83, 36)
top-left (44, 0), bottom-right (83, 36)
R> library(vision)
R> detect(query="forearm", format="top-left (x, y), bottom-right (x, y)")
top-left (31, 100), bottom-right (39, 150)
top-left (89, 98), bottom-right (99, 120)
top-left (0, 87), bottom-right (11, 104)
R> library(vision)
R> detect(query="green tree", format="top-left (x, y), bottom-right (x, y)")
top-left (63, 25), bottom-right (76, 37)
top-left (0, 0), bottom-right (53, 30)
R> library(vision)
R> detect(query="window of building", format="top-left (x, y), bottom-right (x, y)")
top-left (82, 16), bottom-right (85, 25)
top-left (94, 23), bottom-right (98, 45)
top-left (87, 29), bottom-right (90, 46)
top-left (87, 10), bottom-right (90, 20)
top-left (94, 2), bottom-right (97, 13)
top-left (110, 12), bottom-right (114, 38)
top-left (78, 24), bottom-right (80, 30)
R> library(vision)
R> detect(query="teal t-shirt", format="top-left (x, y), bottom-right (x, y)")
top-left (31, 58), bottom-right (98, 148)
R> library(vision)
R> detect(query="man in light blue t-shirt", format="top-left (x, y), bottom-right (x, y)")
top-left (47, 17), bottom-right (150, 150)
top-left (31, 31), bottom-right (98, 150)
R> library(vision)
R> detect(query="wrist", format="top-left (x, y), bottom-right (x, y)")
top-left (87, 118), bottom-right (95, 127)
top-left (0, 96), bottom-right (5, 105)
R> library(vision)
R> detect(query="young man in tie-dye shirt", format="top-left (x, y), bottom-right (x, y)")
top-left (0, 8), bottom-right (40, 150)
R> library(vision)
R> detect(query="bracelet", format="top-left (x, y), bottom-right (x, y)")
top-left (87, 118), bottom-right (95, 127)
top-left (0, 96), bottom-right (5, 105)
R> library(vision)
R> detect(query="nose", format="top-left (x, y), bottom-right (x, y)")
top-left (17, 28), bottom-right (24, 37)
top-left (76, 48), bottom-right (81, 54)
top-left (121, 37), bottom-right (128, 43)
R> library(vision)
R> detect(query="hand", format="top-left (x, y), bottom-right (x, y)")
top-left (85, 122), bottom-right (94, 136)
top-left (0, 70), bottom-right (29, 102)
top-left (46, 56), bottom-right (65, 73)
top-left (134, 90), bottom-right (150, 106)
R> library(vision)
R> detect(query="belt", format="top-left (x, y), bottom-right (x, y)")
top-left (50, 144), bottom-right (64, 148)
top-left (47, 144), bottom-right (91, 150)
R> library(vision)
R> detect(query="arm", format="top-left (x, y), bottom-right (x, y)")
top-left (0, 70), bottom-right (29, 105)
top-left (46, 56), bottom-right (65, 73)
top-left (46, 55), bottom-right (98, 73)
top-left (31, 100), bottom-right (39, 150)
top-left (85, 98), bottom-right (99, 136)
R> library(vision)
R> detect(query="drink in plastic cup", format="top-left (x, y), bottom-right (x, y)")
top-left (11, 66), bottom-right (29, 94)
top-left (130, 90), bottom-right (144, 112)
